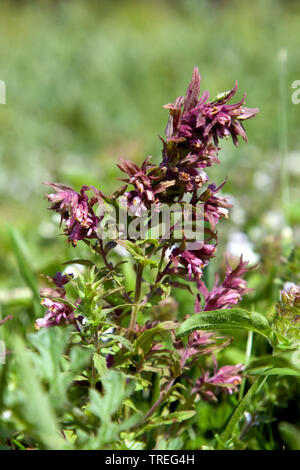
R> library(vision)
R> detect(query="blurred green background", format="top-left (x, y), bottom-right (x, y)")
top-left (0, 0), bottom-right (299, 306)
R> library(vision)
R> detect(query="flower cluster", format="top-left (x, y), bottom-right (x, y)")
top-left (170, 242), bottom-right (216, 284)
top-left (192, 362), bottom-right (244, 402)
top-left (280, 282), bottom-right (300, 312)
top-left (176, 330), bottom-right (232, 368)
top-left (117, 68), bottom-right (258, 210)
top-left (45, 183), bottom-right (104, 246)
top-left (196, 256), bottom-right (252, 311)
top-left (164, 67), bottom-right (258, 154)
top-left (36, 272), bottom-right (78, 328)
top-left (159, 67), bottom-right (258, 197)
top-left (40, 68), bottom-right (258, 417)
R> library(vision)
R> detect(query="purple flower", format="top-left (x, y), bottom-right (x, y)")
top-left (197, 256), bottom-right (252, 311)
top-left (36, 271), bottom-right (79, 329)
top-left (36, 298), bottom-right (75, 328)
top-left (116, 68), bottom-right (258, 204)
top-left (177, 330), bottom-right (231, 367)
top-left (199, 180), bottom-right (232, 231)
top-left (120, 191), bottom-right (148, 217)
top-left (192, 362), bottom-right (244, 401)
top-left (44, 183), bottom-right (104, 246)
top-left (164, 67), bottom-right (258, 154)
top-left (170, 242), bottom-right (216, 283)
top-left (117, 158), bottom-right (157, 208)
top-left (106, 354), bottom-right (114, 368)
top-left (118, 157), bottom-right (178, 210)
top-left (53, 271), bottom-right (71, 288)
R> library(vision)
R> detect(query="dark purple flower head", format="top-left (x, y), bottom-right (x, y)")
top-left (106, 354), bottom-right (114, 368)
top-left (44, 183), bottom-right (104, 246)
top-left (116, 68), bottom-right (258, 202)
top-left (157, 68), bottom-right (258, 199)
top-left (53, 271), bottom-right (71, 288)
top-left (118, 157), bottom-right (178, 209)
top-left (197, 256), bottom-right (252, 311)
top-left (164, 67), bottom-right (258, 155)
top-left (118, 158), bottom-right (156, 207)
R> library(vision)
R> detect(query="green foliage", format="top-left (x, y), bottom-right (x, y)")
top-left (177, 308), bottom-right (273, 341)
top-left (8, 336), bottom-right (68, 450)
top-left (8, 226), bottom-right (41, 315)
top-left (278, 422), bottom-right (300, 450)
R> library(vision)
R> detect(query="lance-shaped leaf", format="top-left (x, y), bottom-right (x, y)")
top-left (8, 226), bottom-right (41, 315)
top-left (176, 308), bottom-right (273, 341)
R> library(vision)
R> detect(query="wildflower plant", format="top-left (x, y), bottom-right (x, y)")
top-left (10, 67), bottom-right (300, 451)
top-left (28, 67), bottom-right (268, 449)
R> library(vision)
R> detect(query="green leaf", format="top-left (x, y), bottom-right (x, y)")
top-left (153, 410), bottom-right (195, 423)
top-left (247, 354), bottom-right (300, 378)
top-left (8, 226), bottom-right (40, 313)
top-left (250, 367), bottom-right (300, 377)
top-left (156, 437), bottom-right (184, 450)
top-left (136, 410), bottom-right (195, 436)
top-left (86, 371), bottom-right (139, 448)
top-left (104, 333), bottom-right (134, 351)
top-left (93, 353), bottom-right (108, 378)
top-left (28, 327), bottom-right (70, 383)
top-left (88, 370), bottom-right (135, 421)
top-left (247, 354), bottom-right (293, 371)
top-left (63, 259), bottom-right (95, 267)
top-left (279, 422), bottom-right (300, 450)
top-left (177, 308), bottom-right (273, 341)
top-left (116, 240), bottom-right (157, 267)
top-left (134, 321), bottom-right (177, 354)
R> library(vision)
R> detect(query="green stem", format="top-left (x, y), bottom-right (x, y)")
top-left (144, 376), bottom-right (176, 422)
top-left (129, 264), bottom-right (144, 331)
top-left (218, 375), bottom-right (266, 449)
top-left (239, 330), bottom-right (254, 400)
